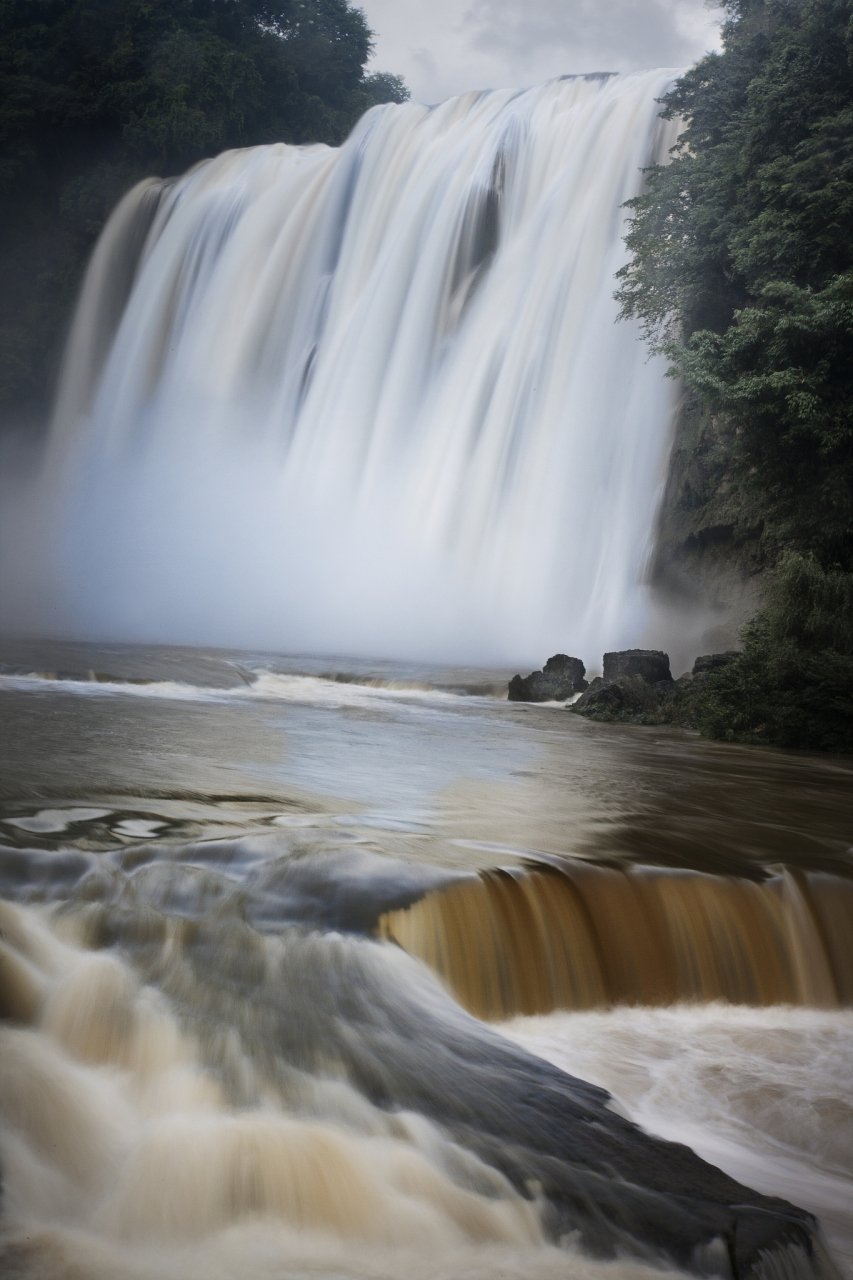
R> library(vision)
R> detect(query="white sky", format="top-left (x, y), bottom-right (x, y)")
top-left (360, 0), bottom-right (724, 104)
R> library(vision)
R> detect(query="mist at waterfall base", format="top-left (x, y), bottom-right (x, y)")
top-left (2, 73), bottom-right (683, 665)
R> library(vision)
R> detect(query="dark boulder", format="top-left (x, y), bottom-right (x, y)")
top-left (603, 649), bottom-right (672, 684)
top-left (508, 653), bottom-right (587, 702)
top-left (692, 652), bottom-right (739, 677)
top-left (573, 673), bottom-right (678, 719)
top-left (573, 677), bottom-right (625, 712)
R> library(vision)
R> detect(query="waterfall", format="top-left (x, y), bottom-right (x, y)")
top-left (380, 863), bottom-right (853, 1019)
top-left (30, 72), bottom-right (680, 661)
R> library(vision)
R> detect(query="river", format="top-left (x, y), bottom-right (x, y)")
top-left (1, 640), bottom-right (850, 1279)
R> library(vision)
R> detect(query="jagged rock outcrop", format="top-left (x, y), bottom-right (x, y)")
top-left (574, 673), bottom-right (672, 716)
top-left (603, 649), bottom-right (672, 684)
top-left (573, 677), bottom-right (622, 713)
top-left (572, 651), bottom-right (684, 721)
top-left (692, 652), bottom-right (739, 676)
top-left (572, 648), bottom-right (746, 725)
top-left (508, 654), bottom-right (587, 702)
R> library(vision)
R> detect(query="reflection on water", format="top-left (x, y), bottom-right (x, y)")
top-left (2, 640), bottom-right (852, 879)
top-left (1, 640), bottom-right (851, 1280)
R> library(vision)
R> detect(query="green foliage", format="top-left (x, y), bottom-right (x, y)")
top-left (570, 557), bottom-right (853, 751)
top-left (616, 0), bottom-right (853, 569)
top-left (361, 71), bottom-right (409, 110)
top-left (694, 555), bottom-right (853, 751)
top-left (618, 0), bottom-right (853, 336)
top-left (616, 0), bottom-right (853, 752)
top-left (677, 273), bottom-right (853, 558)
top-left (0, 0), bottom-right (408, 423)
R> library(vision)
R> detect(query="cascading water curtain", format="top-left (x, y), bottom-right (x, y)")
top-left (24, 72), bottom-right (681, 661)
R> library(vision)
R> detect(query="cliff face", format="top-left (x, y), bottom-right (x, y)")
top-left (650, 391), bottom-right (778, 641)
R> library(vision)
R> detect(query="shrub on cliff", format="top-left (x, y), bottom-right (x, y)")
top-left (696, 555), bottom-right (853, 751)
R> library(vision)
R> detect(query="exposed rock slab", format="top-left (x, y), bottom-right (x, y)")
top-left (508, 653), bottom-right (587, 702)
top-left (603, 649), bottom-right (673, 684)
top-left (574, 674), bottom-right (673, 717)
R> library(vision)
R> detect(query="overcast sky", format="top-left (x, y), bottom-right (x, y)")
top-left (360, 0), bottom-right (724, 104)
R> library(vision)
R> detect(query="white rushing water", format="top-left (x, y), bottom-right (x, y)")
top-left (2, 904), bottom-right (851, 1280)
top-left (5, 72), bottom-right (680, 663)
top-left (505, 1006), bottom-right (853, 1279)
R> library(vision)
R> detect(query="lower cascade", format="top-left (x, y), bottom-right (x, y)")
top-left (380, 862), bottom-right (853, 1019)
top-left (0, 896), bottom-right (842, 1280)
top-left (22, 72), bottom-right (680, 660)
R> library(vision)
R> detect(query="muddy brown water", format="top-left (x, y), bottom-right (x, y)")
top-left (1, 641), bottom-right (851, 1280)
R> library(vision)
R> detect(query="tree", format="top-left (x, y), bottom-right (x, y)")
top-left (616, 0), bottom-right (853, 569)
top-left (695, 554), bottom-right (853, 751)
top-left (616, 0), bottom-right (853, 750)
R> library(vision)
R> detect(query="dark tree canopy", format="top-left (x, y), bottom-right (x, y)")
top-left (0, 0), bottom-right (408, 423)
top-left (617, 0), bottom-right (853, 750)
top-left (616, 0), bottom-right (853, 570)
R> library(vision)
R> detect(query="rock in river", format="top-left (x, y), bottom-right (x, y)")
top-left (603, 649), bottom-right (673, 684)
top-left (508, 653), bottom-right (588, 702)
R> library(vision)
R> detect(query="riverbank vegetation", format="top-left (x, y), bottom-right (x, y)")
top-left (690, 555), bottom-right (853, 750)
top-left (0, 0), bottom-right (407, 429)
top-left (615, 0), bottom-right (853, 752)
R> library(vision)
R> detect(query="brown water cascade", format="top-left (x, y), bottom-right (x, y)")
top-left (378, 863), bottom-right (853, 1020)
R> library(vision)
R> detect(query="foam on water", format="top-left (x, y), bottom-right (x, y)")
top-left (0, 668), bottom-right (497, 709)
top-left (0, 902), bottom-right (658, 1280)
top-left (0, 904), bottom-right (545, 1276)
top-left (505, 1005), bottom-right (853, 1277)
